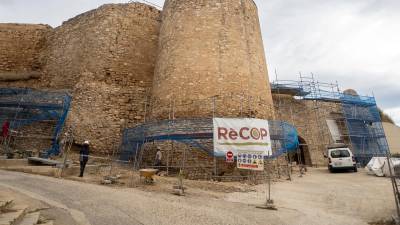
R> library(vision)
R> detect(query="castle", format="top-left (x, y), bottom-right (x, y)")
top-left (0, 0), bottom-right (388, 178)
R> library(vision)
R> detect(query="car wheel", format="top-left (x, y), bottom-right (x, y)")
top-left (353, 166), bottom-right (358, 172)
top-left (329, 166), bottom-right (334, 173)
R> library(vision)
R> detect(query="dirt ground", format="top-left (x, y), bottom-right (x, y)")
top-left (0, 187), bottom-right (77, 225)
top-left (225, 168), bottom-right (395, 225)
top-left (0, 165), bottom-right (395, 225)
top-left (77, 166), bottom-right (396, 224)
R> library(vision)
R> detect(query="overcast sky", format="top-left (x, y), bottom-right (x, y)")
top-left (0, 0), bottom-right (399, 125)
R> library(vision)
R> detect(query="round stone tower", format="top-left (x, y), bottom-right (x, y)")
top-left (151, 0), bottom-right (274, 120)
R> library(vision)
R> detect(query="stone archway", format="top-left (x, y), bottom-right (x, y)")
top-left (289, 136), bottom-right (312, 166)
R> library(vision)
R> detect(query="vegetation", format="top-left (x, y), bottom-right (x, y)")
top-left (379, 108), bottom-right (395, 124)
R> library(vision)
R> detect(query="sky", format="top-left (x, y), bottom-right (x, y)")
top-left (0, 0), bottom-right (399, 125)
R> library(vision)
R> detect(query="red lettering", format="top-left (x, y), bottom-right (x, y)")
top-left (218, 127), bottom-right (228, 140)
top-left (260, 128), bottom-right (268, 140)
top-left (228, 129), bottom-right (238, 140)
top-left (239, 127), bottom-right (250, 140)
top-left (219, 127), bottom-right (268, 141)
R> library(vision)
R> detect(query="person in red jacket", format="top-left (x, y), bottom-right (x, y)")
top-left (2, 121), bottom-right (10, 138)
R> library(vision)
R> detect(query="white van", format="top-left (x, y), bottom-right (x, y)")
top-left (327, 148), bottom-right (357, 172)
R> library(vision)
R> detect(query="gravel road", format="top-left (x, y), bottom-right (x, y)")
top-left (0, 169), bottom-right (395, 225)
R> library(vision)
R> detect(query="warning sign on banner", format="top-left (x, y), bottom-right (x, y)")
top-left (226, 151), bottom-right (234, 163)
top-left (237, 150), bottom-right (264, 171)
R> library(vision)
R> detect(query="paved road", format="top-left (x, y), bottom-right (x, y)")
top-left (0, 170), bottom-right (287, 225)
top-left (0, 169), bottom-right (395, 225)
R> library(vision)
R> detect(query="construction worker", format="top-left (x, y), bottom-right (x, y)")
top-left (2, 120), bottom-right (9, 139)
top-left (154, 147), bottom-right (162, 168)
top-left (79, 140), bottom-right (90, 177)
top-left (2, 121), bottom-right (10, 157)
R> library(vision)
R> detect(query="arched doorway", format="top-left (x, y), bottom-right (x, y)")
top-left (289, 136), bottom-right (312, 166)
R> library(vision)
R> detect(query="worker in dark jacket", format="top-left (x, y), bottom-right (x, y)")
top-left (79, 140), bottom-right (90, 177)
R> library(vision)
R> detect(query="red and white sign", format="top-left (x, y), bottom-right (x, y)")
top-left (237, 150), bottom-right (264, 171)
top-left (226, 151), bottom-right (234, 163)
top-left (213, 118), bottom-right (272, 157)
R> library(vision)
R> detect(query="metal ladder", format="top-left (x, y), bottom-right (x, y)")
top-left (387, 153), bottom-right (400, 223)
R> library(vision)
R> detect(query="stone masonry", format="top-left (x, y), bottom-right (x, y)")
top-left (0, 1), bottom-right (346, 175)
top-left (273, 93), bottom-right (347, 166)
top-left (0, 3), bottom-right (161, 154)
top-left (151, 0), bottom-right (274, 120)
top-left (40, 4), bottom-right (161, 153)
top-left (0, 23), bottom-right (51, 86)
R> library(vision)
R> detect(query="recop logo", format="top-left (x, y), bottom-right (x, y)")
top-left (213, 118), bottom-right (272, 156)
top-left (217, 127), bottom-right (269, 141)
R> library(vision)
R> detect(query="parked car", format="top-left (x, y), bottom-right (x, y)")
top-left (326, 147), bottom-right (357, 172)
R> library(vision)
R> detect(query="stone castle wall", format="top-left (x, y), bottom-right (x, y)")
top-left (41, 4), bottom-right (161, 153)
top-left (273, 94), bottom-right (344, 166)
top-left (0, 23), bottom-right (53, 157)
top-left (40, 3), bottom-right (160, 89)
top-left (0, 1), bottom-right (344, 171)
top-left (151, 0), bottom-right (274, 120)
top-left (0, 3), bottom-right (161, 154)
top-left (0, 23), bottom-right (51, 86)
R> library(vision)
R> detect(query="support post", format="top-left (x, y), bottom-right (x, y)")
top-left (256, 159), bottom-right (277, 210)
top-left (212, 96), bottom-right (217, 178)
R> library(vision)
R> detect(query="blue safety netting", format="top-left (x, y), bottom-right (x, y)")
top-left (340, 94), bottom-right (388, 165)
top-left (119, 118), bottom-right (299, 162)
top-left (0, 88), bottom-right (71, 157)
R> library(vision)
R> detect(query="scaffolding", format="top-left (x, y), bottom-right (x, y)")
top-left (119, 118), bottom-right (299, 166)
top-left (0, 88), bottom-right (71, 158)
top-left (271, 74), bottom-right (389, 166)
top-left (340, 94), bottom-right (388, 165)
top-left (117, 74), bottom-right (389, 180)
top-left (118, 109), bottom-right (299, 182)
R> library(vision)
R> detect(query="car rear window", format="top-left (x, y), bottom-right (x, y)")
top-left (330, 150), bottom-right (351, 158)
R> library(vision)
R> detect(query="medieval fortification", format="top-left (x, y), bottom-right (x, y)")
top-left (1, 0), bottom-right (374, 178)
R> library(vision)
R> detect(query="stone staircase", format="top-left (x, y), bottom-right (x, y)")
top-left (0, 200), bottom-right (53, 225)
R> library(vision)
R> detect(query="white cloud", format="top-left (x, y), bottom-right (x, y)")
top-left (257, 0), bottom-right (400, 112)
top-left (385, 107), bottom-right (400, 126)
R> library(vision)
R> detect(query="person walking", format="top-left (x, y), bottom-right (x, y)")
top-left (154, 147), bottom-right (162, 168)
top-left (79, 140), bottom-right (90, 177)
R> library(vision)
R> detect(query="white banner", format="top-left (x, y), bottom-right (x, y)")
top-left (213, 118), bottom-right (272, 157)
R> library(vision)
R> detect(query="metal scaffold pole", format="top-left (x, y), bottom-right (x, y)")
top-left (256, 159), bottom-right (277, 210)
top-left (212, 96), bottom-right (217, 178)
top-left (59, 127), bottom-right (74, 178)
